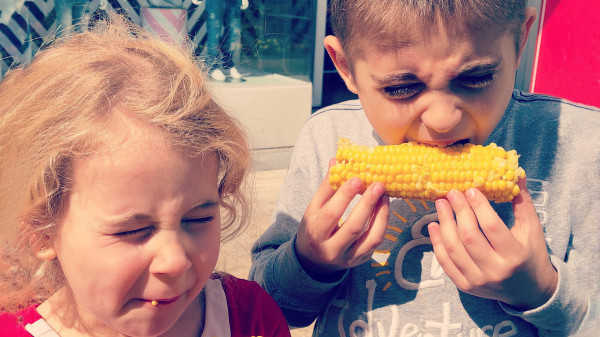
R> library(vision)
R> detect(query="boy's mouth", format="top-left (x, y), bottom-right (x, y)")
top-left (452, 139), bottom-right (470, 146)
top-left (419, 139), bottom-right (470, 147)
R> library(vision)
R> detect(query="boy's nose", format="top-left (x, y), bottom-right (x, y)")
top-left (420, 93), bottom-right (463, 134)
top-left (149, 232), bottom-right (192, 277)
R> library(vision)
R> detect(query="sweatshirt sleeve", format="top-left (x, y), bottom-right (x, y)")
top-left (500, 256), bottom-right (589, 335)
top-left (497, 98), bottom-right (600, 336)
top-left (250, 235), bottom-right (348, 328)
top-left (249, 119), bottom-right (348, 328)
top-left (500, 203), bottom-right (600, 336)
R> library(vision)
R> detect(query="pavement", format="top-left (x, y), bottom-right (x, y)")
top-left (215, 148), bottom-right (314, 337)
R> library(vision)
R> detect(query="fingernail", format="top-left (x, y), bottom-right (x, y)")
top-left (466, 188), bottom-right (477, 200)
top-left (372, 183), bottom-right (384, 196)
top-left (446, 190), bottom-right (457, 203)
top-left (435, 199), bottom-right (444, 209)
top-left (350, 177), bottom-right (363, 190)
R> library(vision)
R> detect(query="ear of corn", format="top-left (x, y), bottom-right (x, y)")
top-left (329, 138), bottom-right (526, 203)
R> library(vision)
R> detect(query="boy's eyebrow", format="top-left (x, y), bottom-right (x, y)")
top-left (372, 73), bottom-right (419, 85)
top-left (458, 59), bottom-right (502, 75)
top-left (372, 58), bottom-right (503, 85)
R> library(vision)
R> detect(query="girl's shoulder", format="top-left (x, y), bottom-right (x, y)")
top-left (209, 273), bottom-right (291, 337)
top-left (210, 272), bottom-right (266, 303)
top-left (0, 304), bottom-right (42, 336)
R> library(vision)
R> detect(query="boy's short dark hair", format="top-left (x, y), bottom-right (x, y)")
top-left (329, 0), bottom-right (527, 64)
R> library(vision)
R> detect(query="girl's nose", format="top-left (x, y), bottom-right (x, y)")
top-left (420, 93), bottom-right (463, 134)
top-left (149, 231), bottom-right (192, 277)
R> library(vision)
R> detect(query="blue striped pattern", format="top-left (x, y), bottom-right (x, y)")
top-left (0, 0), bottom-right (210, 75)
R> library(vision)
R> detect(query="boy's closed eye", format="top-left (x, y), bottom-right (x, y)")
top-left (453, 72), bottom-right (495, 91)
top-left (382, 71), bottom-right (496, 100)
top-left (375, 73), bottom-right (424, 100)
top-left (383, 83), bottom-right (426, 100)
top-left (453, 60), bottom-right (501, 91)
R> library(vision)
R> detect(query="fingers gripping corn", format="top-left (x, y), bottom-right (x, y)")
top-left (329, 138), bottom-right (526, 203)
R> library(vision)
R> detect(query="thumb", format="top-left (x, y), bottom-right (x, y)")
top-left (511, 177), bottom-right (543, 239)
top-left (328, 157), bottom-right (337, 169)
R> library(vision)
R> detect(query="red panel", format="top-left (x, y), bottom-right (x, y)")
top-left (530, 0), bottom-right (600, 108)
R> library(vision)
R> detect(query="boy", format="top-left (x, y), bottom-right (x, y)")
top-left (250, 0), bottom-right (599, 336)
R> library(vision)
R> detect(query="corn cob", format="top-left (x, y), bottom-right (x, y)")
top-left (329, 138), bottom-right (525, 203)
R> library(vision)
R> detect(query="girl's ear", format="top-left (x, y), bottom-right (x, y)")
top-left (24, 222), bottom-right (57, 261)
top-left (324, 35), bottom-right (359, 94)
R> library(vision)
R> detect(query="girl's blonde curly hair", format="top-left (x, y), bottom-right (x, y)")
top-left (0, 13), bottom-right (251, 312)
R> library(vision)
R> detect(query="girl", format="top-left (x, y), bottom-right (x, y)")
top-left (0, 14), bottom-right (291, 337)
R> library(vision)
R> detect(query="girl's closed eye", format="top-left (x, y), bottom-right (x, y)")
top-left (114, 226), bottom-right (156, 241)
top-left (181, 216), bottom-right (216, 232)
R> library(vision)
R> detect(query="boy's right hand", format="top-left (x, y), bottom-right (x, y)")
top-left (295, 159), bottom-right (389, 281)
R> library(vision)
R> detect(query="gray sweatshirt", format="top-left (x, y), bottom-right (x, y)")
top-left (249, 90), bottom-right (600, 336)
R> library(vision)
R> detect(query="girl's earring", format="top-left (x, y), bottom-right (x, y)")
top-left (36, 245), bottom-right (56, 260)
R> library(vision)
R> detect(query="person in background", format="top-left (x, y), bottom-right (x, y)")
top-left (249, 0), bottom-right (599, 336)
top-left (0, 13), bottom-right (291, 337)
top-left (201, 0), bottom-right (249, 82)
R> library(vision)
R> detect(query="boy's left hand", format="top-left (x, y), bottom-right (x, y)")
top-left (428, 177), bottom-right (558, 310)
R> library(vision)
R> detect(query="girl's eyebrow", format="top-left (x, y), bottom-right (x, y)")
top-left (104, 200), bottom-right (220, 227)
top-left (188, 200), bottom-right (220, 211)
top-left (105, 213), bottom-right (155, 229)
top-left (182, 200), bottom-right (220, 219)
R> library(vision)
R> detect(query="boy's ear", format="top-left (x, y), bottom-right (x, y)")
top-left (324, 35), bottom-right (359, 94)
top-left (516, 7), bottom-right (538, 66)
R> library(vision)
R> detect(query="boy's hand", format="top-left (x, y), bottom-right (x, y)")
top-left (295, 159), bottom-right (389, 280)
top-left (428, 177), bottom-right (558, 310)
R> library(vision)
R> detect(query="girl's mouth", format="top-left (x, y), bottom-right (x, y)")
top-left (148, 297), bottom-right (178, 307)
